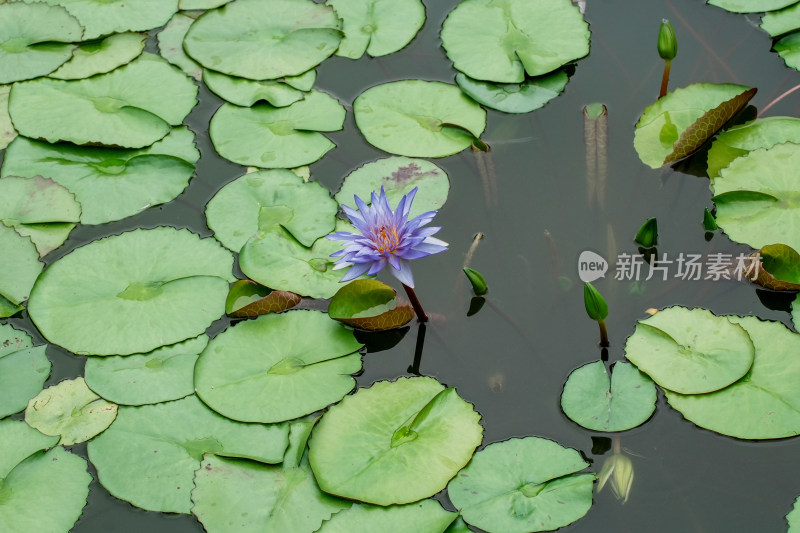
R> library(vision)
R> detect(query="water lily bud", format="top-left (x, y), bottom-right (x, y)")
top-left (463, 267), bottom-right (488, 295)
top-left (598, 453), bottom-right (634, 503)
top-left (583, 282), bottom-right (608, 321)
top-left (703, 208), bottom-right (718, 231)
top-left (658, 19), bottom-right (677, 60)
top-left (634, 217), bottom-right (658, 248)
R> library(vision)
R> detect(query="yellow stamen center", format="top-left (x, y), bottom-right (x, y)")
top-left (375, 225), bottom-right (399, 254)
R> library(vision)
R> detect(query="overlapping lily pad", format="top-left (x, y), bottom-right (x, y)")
top-left (0, 2), bottom-right (82, 84)
top-left (708, 0), bottom-right (797, 14)
top-left (789, 495), bottom-right (800, 531)
top-left (707, 117), bottom-right (800, 177)
top-left (184, 0), bottom-right (342, 80)
top-left (633, 83), bottom-right (756, 168)
top-left (87, 395), bottom-right (289, 513)
top-left (455, 70), bottom-right (569, 113)
top-left (354, 80), bottom-right (486, 157)
top-left (180, 0), bottom-right (231, 8)
top-left (308, 376), bottom-right (483, 505)
top-left (316, 500), bottom-right (457, 533)
top-left (328, 279), bottom-right (414, 331)
top-left (225, 280), bottom-right (301, 318)
top-left (192, 418), bottom-right (350, 532)
top-left (624, 307), bottom-right (754, 394)
top-left (25, 377), bottom-right (117, 446)
top-left (0, 420), bottom-right (90, 533)
top-left (210, 90), bottom-right (345, 168)
top-left (206, 169), bottom-right (337, 251)
top-left (49, 32), bottom-right (147, 80)
top-left (0, 224), bottom-right (42, 309)
top-left (664, 316), bottom-right (800, 439)
top-left (158, 13), bottom-right (203, 81)
top-left (239, 228), bottom-right (347, 299)
top-left (203, 69), bottom-right (308, 107)
top-left (335, 156), bottom-right (449, 218)
top-left (84, 336), bottom-right (208, 406)
top-left (28, 227), bottom-right (233, 356)
top-left (711, 143), bottom-right (800, 252)
top-left (0, 324), bottom-right (50, 418)
top-left (440, 0), bottom-right (590, 83)
top-left (327, 0), bottom-right (425, 59)
top-left (195, 310), bottom-right (363, 423)
top-left (0, 176), bottom-right (81, 256)
top-left (2, 127), bottom-right (198, 225)
top-left (561, 361), bottom-right (656, 432)
top-left (761, 3), bottom-right (800, 37)
top-left (448, 437), bottom-right (594, 533)
top-left (9, 53), bottom-right (198, 148)
top-left (774, 32), bottom-right (800, 70)
top-left (26, 0), bottom-right (180, 40)
top-left (745, 244), bottom-right (800, 291)
top-left (0, 85), bottom-right (15, 150)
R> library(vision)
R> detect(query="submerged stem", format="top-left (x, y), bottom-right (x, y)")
top-left (402, 284), bottom-right (428, 322)
top-left (759, 82), bottom-right (800, 117)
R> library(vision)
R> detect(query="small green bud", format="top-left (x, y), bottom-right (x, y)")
top-left (598, 453), bottom-right (634, 503)
top-left (634, 217), bottom-right (658, 248)
top-left (583, 282), bottom-right (608, 321)
top-left (658, 19), bottom-right (677, 60)
top-left (702, 208), bottom-right (718, 231)
top-left (463, 267), bottom-right (488, 295)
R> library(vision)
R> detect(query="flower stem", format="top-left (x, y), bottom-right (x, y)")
top-left (598, 319), bottom-right (609, 347)
top-left (758, 82), bottom-right (800, 117)
top-left (659, 59), bottom-right (671, 98)
top-left (402, 284), bottom-right (428, 323)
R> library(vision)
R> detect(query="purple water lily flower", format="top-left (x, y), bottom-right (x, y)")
top-left (326, 187), bottom-right (448, 288)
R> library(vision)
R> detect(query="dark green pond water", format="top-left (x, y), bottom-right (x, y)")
top-left (5, 0), bottom-right (800, 531)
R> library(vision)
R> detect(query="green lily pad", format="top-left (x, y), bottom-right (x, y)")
top-left (239, 229), bottom-right (347, 299)
top-left (0, 297), bottom-right (22, 319)
top-left (8, 53), bottom-right (198, 149)
top-left (49, 32), bottom-right (146, 80)
top-left (0, 324), bottom-right (50, 419)
top-left (354, 80), bottom-right (486, 157)
top-left (0, 176), bottom-right (81, 256)
top-left (328, 279), bottom-right (414, 331)
top-left (334, 156), bottom-right (450, 219)
top-left (708, 0), bottom-right (797, 14)
top-left (84, 335), bottom-right (208, 406)
top-left (317, 500), bottom-right (457, 533)
top-left (206, 169), bottom-right (337, 251)
top-left (774, 31), bottom-right (800, 70)
top-left (308, 376), bottom-right (483, 505)
top-left (225, 280), bottom-right (301, 318)
top-left (455, 70), bottom-right (569, 114)
top-left (327, 0), bottom-right (425, 59)
top-left (440, 0), bottom-right (589, 83)
top-left (0, 2), bottom-right (82, 84)
top-left (0, 421), bottom-right (90, 533)
top-left (180, 0), bottom-right (230, 8)
top-left (203, 69), bottom-right (310, 107)
top-left (0, 85), bottom-right (15, 150)
top-left (2, 128), bottom-right (198, 225)
top-left (210, 90), bottom-right (345, 168)
top-left (664, 316), bottom-right (800, 439)
top-left (761, 3), bottom-right (800, 36)
top-left (184, 0), bottom-right (342, 80)
top-left (0, 224), bottom-right (43, 307)
top-left (789, 495), bottom-right (800, 531)
top-left (633, 83), bottom-right (756, 169)
top-left (444, 517), bottom-right (472, 533)
top-left (745, 244), bottom-right (800, 291)
top-left (624, 307), bottom-right (755, 394)
top-left (87, 395), bottom-right (289, 513)
top-left (28, 227), bottom-right (233, 356)
top-left (195, 310), bottom-right (363, 423)
top-left (707, 117), bottom-right (800, 178)
top-left (158, 12), bottom-right (203, 81)
top-left (25, 377), bottom-right (117, 446)
top-left (561, 361), bottom-right (656, 432)
top-left (448, 437), bottom-right (594, 533)
top-left (283, 70), bottom-right (316, 92)
top-left (24, 0), bottom-right (179, 40)
top-left (192, 419), bottom-right (350, 533)
top-left (711, 143), bottom-right (800, 252)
